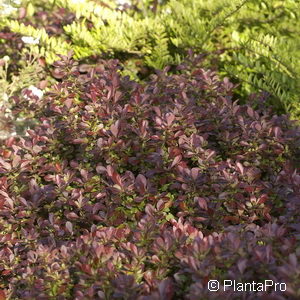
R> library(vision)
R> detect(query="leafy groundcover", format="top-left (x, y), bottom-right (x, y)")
top-left (0, 53), bottom-right (300, 299)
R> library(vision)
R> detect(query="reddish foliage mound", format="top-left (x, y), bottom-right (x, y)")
top-left (0, 54), bottom-right (300, 299)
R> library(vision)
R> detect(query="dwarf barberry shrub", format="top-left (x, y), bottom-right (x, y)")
top-left (0, 54), bottom-right (300, 299)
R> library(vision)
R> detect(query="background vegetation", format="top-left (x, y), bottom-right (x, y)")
top-left (1, 0), bottom-right (300, 119)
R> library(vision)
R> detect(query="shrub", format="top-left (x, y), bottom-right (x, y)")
top-left (0, 53), bottom-right (300, 299)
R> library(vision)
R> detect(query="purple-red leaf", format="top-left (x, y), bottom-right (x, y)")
top-left (65, 221), bottom-right (73, 234)
top-left (236, 162), bottom-right (244, 175)
top-left (135, 174), bottom-right (147, 194)
top-left (166, 112), bottom-right (175, 126)
top-left (246, 106), bottom-right (254, 118)
top-left (194, 197), bottom-right (208, 210)
top-left (157, 199), bottom-right (165, 211)
top-left (170, 155), bottom-right (182, 168)
top-left (110, 120), bottom-right (120, 137)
